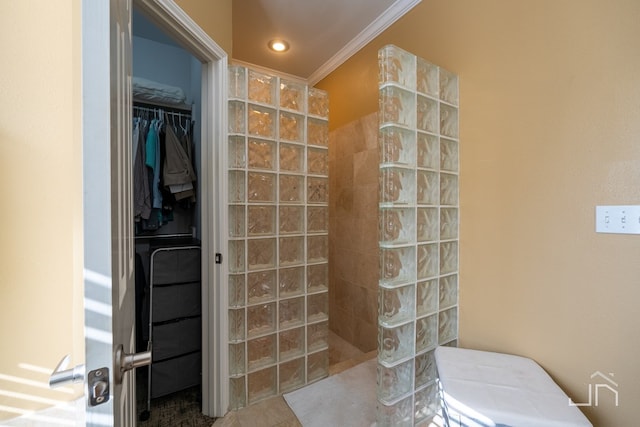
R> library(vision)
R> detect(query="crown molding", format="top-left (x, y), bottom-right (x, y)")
top-left (308, 0), bottom-right (421, 86)
top-left (136, 0), bottom-right (227, 62)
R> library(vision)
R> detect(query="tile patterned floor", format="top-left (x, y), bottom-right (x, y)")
top-left (328, 329), bottom-right (367, 367)
top-left (213, 331), bottom-right (374, 427)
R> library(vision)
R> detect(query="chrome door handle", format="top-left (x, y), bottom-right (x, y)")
top-left (49, 355), bottom-right (85, 388)
top-left (114, 343), bottom-right (151, 384)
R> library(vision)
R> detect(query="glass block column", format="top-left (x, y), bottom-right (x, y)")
top-left (377, 45), bottom-right (459, 426)
top-left (227, 65), bottom-right (330, 410)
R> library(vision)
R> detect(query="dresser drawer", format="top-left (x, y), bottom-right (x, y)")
top-left (152, 281), bottom-right (200, 322)
top-left (151, 351), bottom-right (200, 399)
top-left (152, 316), bottom-right (201, 361)
top-left (151, 247), bottom-right (200, 285)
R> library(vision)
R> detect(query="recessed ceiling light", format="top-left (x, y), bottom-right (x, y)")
top-left (268, 39), bottom-right (289, 53)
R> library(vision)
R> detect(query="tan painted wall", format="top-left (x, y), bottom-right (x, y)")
top-left (0, 1), bottom-right (84, 417)
top-left (0, 1), bottom-right (232, 420)
top-left (176, 0), bottom-right (233, 54)
top-left (317, 0), bottom-right (640, 425)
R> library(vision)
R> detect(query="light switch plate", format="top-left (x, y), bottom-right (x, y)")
top-left (595, 205), bottom-right (640, 234)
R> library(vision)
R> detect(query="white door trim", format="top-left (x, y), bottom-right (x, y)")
top-left (133, 0), bottom-right (229, 416)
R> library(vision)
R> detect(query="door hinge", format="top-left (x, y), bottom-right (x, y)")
top-left (215, 253), bottom-right (222, 264)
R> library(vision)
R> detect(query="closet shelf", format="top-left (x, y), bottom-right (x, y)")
top-left (133, 98), bottom-right (193, 113)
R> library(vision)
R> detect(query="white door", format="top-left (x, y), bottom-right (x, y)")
top-left (80, 0), bottom-right (230, 423)
top-left (0, 1), bottom-right (224, 425)
top-left (82, 0), bottom-right (145, 425)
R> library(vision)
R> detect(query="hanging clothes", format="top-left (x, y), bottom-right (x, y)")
top-left (145, 119), bottom-right (163, 210)
top-left (133, 117), bottom-right (152, 220)
top-left (163, 115), bottom-right (197, 201)
top-left (132, 103), bottom-right (197, 235)
top-left (138, 118), bottom-right (161, 231)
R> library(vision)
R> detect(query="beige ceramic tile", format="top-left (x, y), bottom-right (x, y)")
top-left (236, 396), bottom-right (300, 427)
top-left (212, 412), bottom-right (241, 427)
top-left (327, 113), bottom-right (381, 367)
top-left (214, 332), bottom-right (378, 427)
top-left (355, 183), bottom-right (379, 213)
top-left (329, 349), bottom-right (377, 375)
top-left (333, 277), bottom-right (352, 314)
top-left (354, 319), bottom-right (378, 352)
top-left (361, 112), bottom-right (379, 150)
top-left (331, 213), bottom-right (355, 241)
top-left (352, 123), bottom-right (369, 154)
top-left (342, 252), bottom-right (362, 286)
top-left (213, 396), bottom-right (301, 427)
top-left (336, 122), bottom-right (360, 157)
top-left (354, 286), bottom-right (376, 325)
top-left (329, 307), bottom-right (356, 344)
top-left (353, 149), bottom-right (379, 184)
top-left (366, 289), bottom-right (379, 323)
top-left (332, 154), bottom-right (354, 188)
top-left (328, 330), bottom-right (365, 365)
top-left (356, 253), bottom-right (379, 291)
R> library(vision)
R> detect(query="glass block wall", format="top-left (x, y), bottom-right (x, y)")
top-left (227, 65), bottom-right (330, 410)
top-left (377, 45), bottom-right (459, 426)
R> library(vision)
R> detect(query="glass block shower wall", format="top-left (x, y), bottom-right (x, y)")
top-left (227, 65), bottom-right (330, 410)
top-left (377, 45), bottom-right (459, 426)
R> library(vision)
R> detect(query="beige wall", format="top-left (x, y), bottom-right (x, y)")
top-left (317, 0), bottom-right (640, 425)
top-left (176, 0), bottom-right (233, 54)
top-left (328, 113), bottom-right (379, 352)
top-left (0, 0), bottom-right (233, 420)
top-left (0, 1), bottom-right (84, 418)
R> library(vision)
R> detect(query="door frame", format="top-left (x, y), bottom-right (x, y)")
top-left (129, 0), bottom-right (229, 417)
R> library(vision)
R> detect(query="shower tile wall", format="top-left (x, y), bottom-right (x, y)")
top-left (328, 112), bottom-right (379, 352)
top-left (377, 45), bottom-right (459, 426)
top-left (227, 66), bottom-right (330, 410)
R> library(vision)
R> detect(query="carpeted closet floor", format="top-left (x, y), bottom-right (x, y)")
top-left (136, 377), bottom-right (217, 427)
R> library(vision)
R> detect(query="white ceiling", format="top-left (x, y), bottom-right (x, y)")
top-left (233, 0), bottom-right (421, 83)
top-left (134, 0), bottom-right (421, 84)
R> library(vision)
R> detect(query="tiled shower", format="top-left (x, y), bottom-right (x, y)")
top-left (328, 112), bottom-right (380, 353)
top-left (227, 65), bottom-right (330, 409)
top-left (377, 45), bottom-right (459, 425)
top-left (225, 44), bottom-right (459, 424)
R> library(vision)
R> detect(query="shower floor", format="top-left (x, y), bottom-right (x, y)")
top-left (328, 329), bottom-right (370, 370)
top-left (213, 331), bottom-right (375, 427)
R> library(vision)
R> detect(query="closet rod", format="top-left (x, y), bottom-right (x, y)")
top-left (133, 104), bottom-right (191, 117)
top-left (133, 99), bottom-right (192, 113)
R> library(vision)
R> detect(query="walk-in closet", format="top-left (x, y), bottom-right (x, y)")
top-left (131, 8), bottom-right (212, 424)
